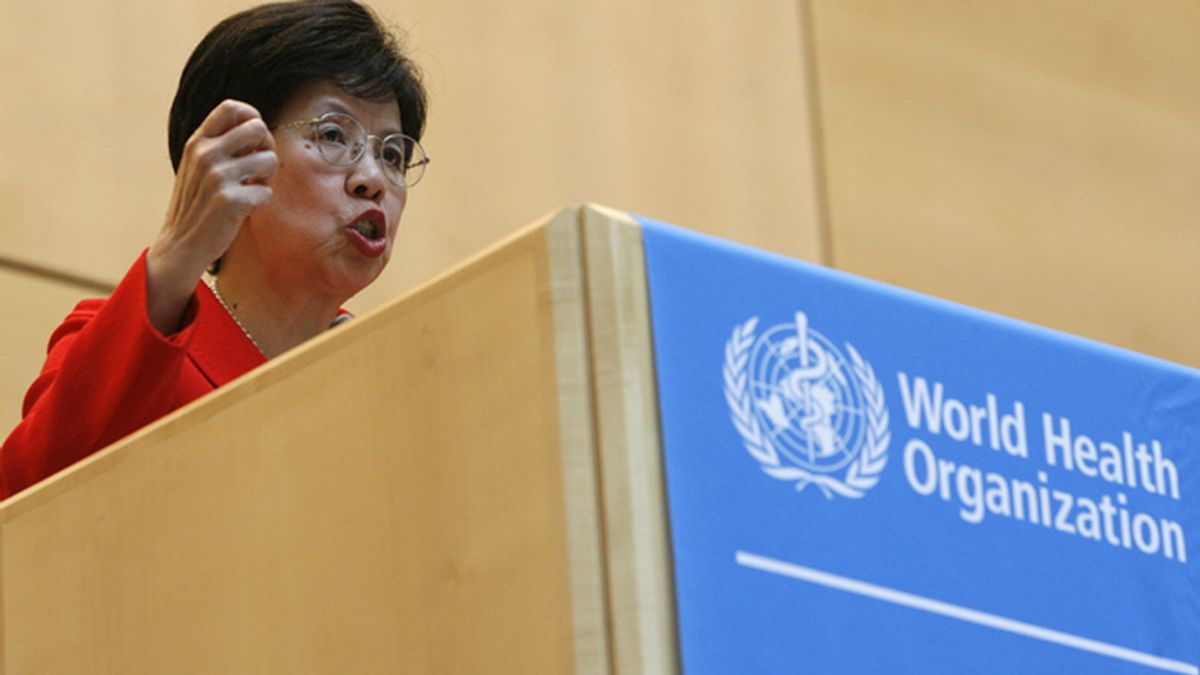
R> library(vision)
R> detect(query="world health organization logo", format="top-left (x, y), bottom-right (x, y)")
top-left (724, 311), bottom-right (890, 498)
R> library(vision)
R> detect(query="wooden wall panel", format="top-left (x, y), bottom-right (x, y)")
top-left (0, 0), bottom-right (823, 310)
top-left (0, 1), bottom-right (248, 290)
top-left (809, 0), bottom-right (1200, 367)
top-left (379, 0), bottom-right (823, 309)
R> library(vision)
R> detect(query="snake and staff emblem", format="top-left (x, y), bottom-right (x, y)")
top-left (724, 311), bottom-right (890, 498)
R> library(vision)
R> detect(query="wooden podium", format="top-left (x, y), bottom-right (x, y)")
top-left (0, 205), bottom-right (676, 674)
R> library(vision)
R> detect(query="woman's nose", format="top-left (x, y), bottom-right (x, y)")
top-left (348, 147), bottom-right (388, 201)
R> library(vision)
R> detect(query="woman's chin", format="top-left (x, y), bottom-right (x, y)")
top-left (330, 258), bottom-right (387, 299)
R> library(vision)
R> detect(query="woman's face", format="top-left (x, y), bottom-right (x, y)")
top-left (240, 79), bottom-right (407, 300)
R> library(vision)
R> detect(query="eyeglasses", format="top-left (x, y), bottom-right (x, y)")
top-left (275, 111), bottom-right (430, 188)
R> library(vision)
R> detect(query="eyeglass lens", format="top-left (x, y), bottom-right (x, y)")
top-left (311, 113), bottom-right (428, 187)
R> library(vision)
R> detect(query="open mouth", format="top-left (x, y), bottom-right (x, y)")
top-left (350, 217), bottom-right (383, 241)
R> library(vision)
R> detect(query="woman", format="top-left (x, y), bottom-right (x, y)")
top-left (1, 0), bottom-right (428, 498)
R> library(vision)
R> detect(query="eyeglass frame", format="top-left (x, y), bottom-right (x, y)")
top-left (273, 111), bottom-right (430, 188)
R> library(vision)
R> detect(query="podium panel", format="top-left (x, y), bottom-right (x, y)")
top-left (0, 209), bottom-right (620, 673)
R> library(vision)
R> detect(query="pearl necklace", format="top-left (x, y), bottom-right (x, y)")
top-left (206, 279), bottom-right (264, 354)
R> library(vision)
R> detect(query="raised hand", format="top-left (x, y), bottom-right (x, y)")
top-left (146, 100), bottom-right (277, 334)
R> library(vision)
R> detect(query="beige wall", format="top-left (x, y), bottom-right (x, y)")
top-left (2, 1), bottom-right (1196, 435)
top-left (809, 0), bottom-right (1200, 367)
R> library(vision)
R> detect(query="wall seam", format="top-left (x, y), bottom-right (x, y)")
top-left (797, 0), bottom-right (836, 268)
top-left (0, 256), bottom-right (115, 295)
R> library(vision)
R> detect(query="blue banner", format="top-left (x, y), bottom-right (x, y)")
top-left (639, 217), bottom-right (1200, 674)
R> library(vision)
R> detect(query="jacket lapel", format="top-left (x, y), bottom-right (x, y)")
top-left (187, 283), bottom-right (267, 388)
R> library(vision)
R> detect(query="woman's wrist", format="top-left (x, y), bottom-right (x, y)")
top-left (144, 243), bottom-right (204, 336)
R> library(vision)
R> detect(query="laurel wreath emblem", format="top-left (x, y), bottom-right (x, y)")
top-left (723, 317), bottom-right (890, 498)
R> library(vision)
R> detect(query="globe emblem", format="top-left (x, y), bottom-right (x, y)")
top-left (747, 313), bottom-right (868, 473)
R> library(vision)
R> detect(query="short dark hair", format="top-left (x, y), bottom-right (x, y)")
top-left (167, 0), bottom-right (427, 172)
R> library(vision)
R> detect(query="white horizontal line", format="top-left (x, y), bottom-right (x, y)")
top-left (735, 550), bottom-right (1196, 675)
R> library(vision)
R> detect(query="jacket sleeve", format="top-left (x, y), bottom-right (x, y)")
top-left (1, 251), bottom-right (200, 498)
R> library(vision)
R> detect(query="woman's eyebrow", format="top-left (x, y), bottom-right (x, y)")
top-left (316, 98), bottom-right (352, 114)
top-left (314, 98), bottom-right (403, 135)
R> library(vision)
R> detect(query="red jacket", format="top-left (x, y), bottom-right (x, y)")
top-left (1, 251), bottom-right (266, 498)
